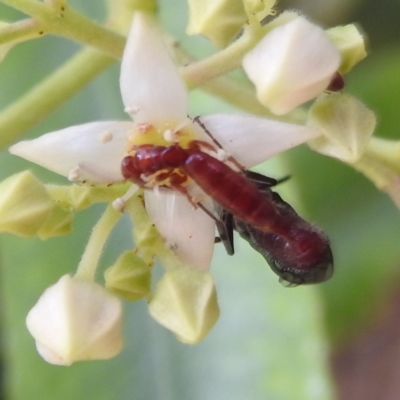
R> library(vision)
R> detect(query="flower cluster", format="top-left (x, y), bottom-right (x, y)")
top-left (1, 3), bottom-right (378, 365)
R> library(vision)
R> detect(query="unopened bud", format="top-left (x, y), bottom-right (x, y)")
top-left (244, 0), bottom-right (275, 15)
top-left (26, 275), bottom-right (123, 365)
top-left (104, 251), bottom-right (152, 301)
top-left (243, 16), bottom-right (341, 115)
top-left (308, 93), bottom-right (376, 163)
top-left (149, 268), bottom-right (219, 344)
top-left (327, 24), bottom-right (367, 74)
top-left (37, 204), bottom-right (74, 239)
top-left (0, 171), bottom-right (53, 236)
top-left (187, 0), bottom-right (246, 47)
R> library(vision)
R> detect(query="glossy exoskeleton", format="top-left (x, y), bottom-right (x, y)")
top-left (121, 143), bottom-right (333, 286)
top-left (214, 170), bottom-right (333, 286)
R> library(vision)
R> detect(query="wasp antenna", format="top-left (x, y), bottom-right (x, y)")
top-left (193, 116), bottom-right (224, 149)
top-left (193, 116), bottom-right (245, 171)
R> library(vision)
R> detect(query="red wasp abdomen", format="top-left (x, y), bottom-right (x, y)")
top-left (183, 152), bottom-right (289, 234)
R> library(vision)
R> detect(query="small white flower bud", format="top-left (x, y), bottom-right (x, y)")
top-left (243, 16), bottom-right (341, 115)
top-left (26, 275), bottom-right (123, 365)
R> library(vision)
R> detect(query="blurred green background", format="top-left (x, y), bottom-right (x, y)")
top-left (1, 0), bottom-right (400, 399)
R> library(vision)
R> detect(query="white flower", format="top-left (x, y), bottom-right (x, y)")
top-left (242, 15), bottom-right (341, 115)
top-left (26, 275), bottom-right (123, 365)
top-left (9, 12), bottom-right (321, 270)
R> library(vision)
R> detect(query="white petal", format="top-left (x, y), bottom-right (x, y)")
top-left (144, 190), bottom-right (215, 270)
top-left (199, 114), bottom-right (321, 168)
top-left (9, 121), bottom-right (133, 183)
top-left (120, 13), bottom-right (188, 124)
top-left (243, 16), bottom-right (341, 115)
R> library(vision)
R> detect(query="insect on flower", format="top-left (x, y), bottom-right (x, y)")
top-left (121, 120), bottom-right (334, 286)
top-left (214, 170), bottom-right (334, 286)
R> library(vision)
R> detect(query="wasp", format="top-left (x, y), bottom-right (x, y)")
top-left (121, 140), bottom-right (333, 285)
top-left (214, 170), bottom-right (333, 285)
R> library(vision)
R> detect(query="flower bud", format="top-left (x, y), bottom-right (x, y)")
top-left (242, 16), bottom-right (341, 115)
top-left (0, 171), bottom-right (53, 236)
top-left (327, 24), bottom-right (367, 74)
top-left (37, 204), bottom-right (74, 239)
top-left (149, 268), bottom-right (219, 344)
top-left (67, 185), bottom-right (94, 210)
top-left (244, 0), bottom-right (275, 16)
top-left (104, 251), bottom-right (152, 301)
top-left (186, 0), bottom-right (246, 47)
top-left (26, 275), bottom-right (123, 365)
top-left (308, 93), bottom-right (376, 163)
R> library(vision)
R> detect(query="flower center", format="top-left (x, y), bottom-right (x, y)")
top-left (124, 120), bottom-right (220, 191)
top-left (126, 119), bottom-right (198, 152)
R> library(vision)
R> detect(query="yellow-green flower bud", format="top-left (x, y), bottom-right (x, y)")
top-left (133, 218), bottom-right (160, 264)
top-left (148, 268), bottom-right (219, 344)
top-left (244, 0), bottom-right (275, 20)
top-left (68, 185), bottom-right (94, 210)
top-left (186, 0), bottom-right (246, 47)
top-left (37, 204), bottom-right (73, 240)
top-left (308, 93), bottom-right (376, 163)
top-left (104, 251), bottom-right (151, 301)
top-left (327, 24), bottom-right (367, 74)
top-left (0, 171), bottom-right (53, 237)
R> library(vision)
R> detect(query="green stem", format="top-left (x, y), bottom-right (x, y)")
top-left (0, 18), bottom-right (45, 45)
top-left (48, 7), bottom-right (125, 58)
top-left (0, 47), bottom-right (114, 148)
top-left (43, 0), bottom-right (66, 7)
top-left (1, 0), bottom-right (125, 58)
top-left (75, 204), bottom-right (121, 281)
top-left (0, 0), bottom-right (49, 17)
top-left (200, 74), bottom-right (307, 123)
top-left (124, 194), bottom-right (184, 271)
top-left (45, 183), bottom-right (130, 211)
top-left (365, 137), bottom-right (400, 175)
top-left (349, 137), bottom-right (400, 209)
top-left (181, 24), bottom-right (264, 88)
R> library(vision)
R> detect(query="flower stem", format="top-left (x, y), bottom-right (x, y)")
top-left (200, 74), bottom-right (308, 123)
top-left (75, 205), bottom-right (121, 281)
top-left (181, 24), bottom-right (264, 88)
top-left (45, 183), bottom-right (130, 211)
top-left (0, 47), bottom-right (114, 149)
top-left (0, 18), bottom-right (45, 45)
top-left (43, 0), bottom-right (66, 7)
top-left (124, 194), bottom-right (185, 271)
top-left (1, 0), bottom-right (125, 58)
top-left (0, 0), bottom-right (49, 17)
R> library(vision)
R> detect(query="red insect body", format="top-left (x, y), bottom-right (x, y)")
top-left (183, 152), bottom-right (289, 235)
top-left (121, 143), bottom-right (333, 285)
top-left (122, 145), bottom-right (290, 236)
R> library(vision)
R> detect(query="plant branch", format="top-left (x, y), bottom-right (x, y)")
top-left (0, 47), bottom-right (115, 148)
top-left (0, 18), bottom-right (45, 45)
top-left (75, 204), bottom-right (121, 281)
top-left (1, 0), bottom-right (126, 58)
